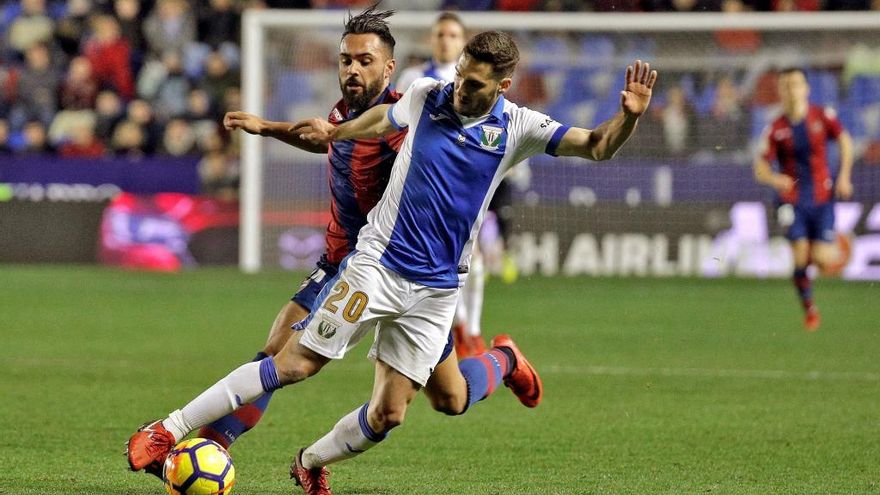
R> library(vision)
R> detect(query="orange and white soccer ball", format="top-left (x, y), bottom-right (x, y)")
top-left (163, 438), bottom-right (235, 495)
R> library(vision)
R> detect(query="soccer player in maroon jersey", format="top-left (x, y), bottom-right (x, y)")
top-left (753, 68), bottom-right (854, 331)
top-left (127, 9), bottom-right (543, 494)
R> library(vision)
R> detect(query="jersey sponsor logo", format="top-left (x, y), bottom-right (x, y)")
top-left (479, 125), bottom-right (504, 151)
top-left (331, 108), bottom-right (343, 121)
top-left (539, 117), bottom-right (557, 129)
top-left (429, 112), bottom-right (450, 122)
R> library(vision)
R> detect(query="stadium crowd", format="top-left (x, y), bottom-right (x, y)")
top-left (1, 0), bottom-right (879, 196)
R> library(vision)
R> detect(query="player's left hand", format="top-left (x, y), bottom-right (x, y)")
top-left (835, 177), bottom-right (853, 200)
top-left (292, 118), bottom-right (337, 145)
top-left (621, 60), bottom-right (658, 117)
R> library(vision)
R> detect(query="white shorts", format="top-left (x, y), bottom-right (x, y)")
top-left (298, 251), bottom-right (458, 386)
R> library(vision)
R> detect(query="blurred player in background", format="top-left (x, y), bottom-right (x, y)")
top-left (395, 12), bottom-right (465, 93)
top-left (127, 7), bottom-right (543, 487)
top-left (395, 12), bottom-right (488, 357)
top-left (753, 67), bottom-right (854, 331)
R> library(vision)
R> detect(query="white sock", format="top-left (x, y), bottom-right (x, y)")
top-left (162, 360), bottom-right (278, 441)
top-left (463, 251), bottom-right (484, 337)
top-left (301, 403), bottom-right (385, 469)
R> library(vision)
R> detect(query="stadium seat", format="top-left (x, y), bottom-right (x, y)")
top-left (806, 70), bottom-right (840, 108)
top-left (529, 35), bottom-right (569, 73)
top-left (266, 70), bottom-right (315, 122)
top-left (846, 75), bottom-right (880, 107)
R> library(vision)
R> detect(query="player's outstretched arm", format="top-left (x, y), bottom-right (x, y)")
top-left (835, 130), bottom-right (854, 199)
top-left (294, 103), bottom-right (395, 145)
top-left (223, 111), bottom-right (327, 154)
top-left (555, 60), bottom-right (658, 161)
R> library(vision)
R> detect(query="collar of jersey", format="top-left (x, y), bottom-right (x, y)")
top-left (437, 82), bottom-right (506, 125)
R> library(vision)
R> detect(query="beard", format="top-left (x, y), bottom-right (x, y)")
top-left (340, 76), bottom-right (383, 112)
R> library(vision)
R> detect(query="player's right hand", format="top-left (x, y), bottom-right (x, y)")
top-left (292, 118), bottom-right (337, 145)
top-left (223, 111), bottom-right (265, 136)
top-left (772, 174), bottom-right (795, 194)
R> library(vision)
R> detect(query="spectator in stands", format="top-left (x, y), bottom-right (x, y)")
top-left (94, 90), bottom-right (125, 143)
top-left (0, 119), bottom-right (11, 153)
top-left (197, 0), bottom-right (241, 49)
top-left (159, 118), bottom-right (197, 156)
top-left (698, 75), bottom-right (749, 159)
top-left (55, 0), bottom-right (92, 57)
top-left (541, 0), bottom-right (589, 9)
top-left (60, 56), bottom-right (99, 111)
top-left (58, 120), bottom-right (105, 158)
top-left (6, 0), bottom-right (55, 54)
top-left (497, 0), bottom-right (543, 9)
top-left (126, 98), bottom-right (160, 153)
top-left (114, 0), bottom-right (147, 68)
top-left (11, 42), bottom-right (58, 128)
top-left (661, 85), bottom-right (697, 157)
top-left (153, 51), bottom-right (192, 120)
top-left (18, 120), bottom-right (54, 154)
top-left (143, 0), bottom-right (197, 59)
top-left (201, 51), bottom-right (239, 108)
top-left (83, 14), bottom-right (135, 100)
top-left (110, 119), bottom-right (148, 157)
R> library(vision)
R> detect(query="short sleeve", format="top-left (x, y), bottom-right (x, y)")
top-left (822, 106), bottom-right (844, 139)
top-left (508, 106), bottom-right (570, 164)
top-left (388, 77), bottom-right (437, 131)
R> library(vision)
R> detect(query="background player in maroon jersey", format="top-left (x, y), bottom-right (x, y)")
top-left (753, 68), bottom-right (854, 331)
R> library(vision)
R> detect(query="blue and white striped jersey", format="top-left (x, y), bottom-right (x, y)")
top-left (356, 77), bottom-right (570, 289)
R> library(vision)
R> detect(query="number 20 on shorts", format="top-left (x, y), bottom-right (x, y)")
top-left (322, 281), bottom-right (369, 323)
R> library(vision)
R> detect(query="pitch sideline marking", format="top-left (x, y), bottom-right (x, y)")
top-left (544, 364), bottom-right (880, 382)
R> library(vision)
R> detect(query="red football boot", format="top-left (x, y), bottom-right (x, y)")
top-left (454, 323), bottom-right (488, 359)
top-left (126, 420), bottom-right (176, 476)
top-left (490, 334), bottom-right (543, 408)
top-left (804, 307), bottom-right (821, 332)
top-left (290, 449), bottom-right (333, 495)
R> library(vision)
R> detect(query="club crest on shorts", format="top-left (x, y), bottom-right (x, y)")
top-left (317, 317), bottom-right (338, 339)
top-left (479, 125), bottom-right (503, 151)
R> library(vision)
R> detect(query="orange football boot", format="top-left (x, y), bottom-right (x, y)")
top-left (126, 420), bottom-right (176, 476)
top-left (490, 334), bottom-right (543, 408)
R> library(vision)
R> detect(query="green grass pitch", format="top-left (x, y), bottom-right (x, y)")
top-left (1, 265), bottom-right (878, 494)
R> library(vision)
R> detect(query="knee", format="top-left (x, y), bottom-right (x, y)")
top-left (428, 392), bottom-right (467, 416)
top-left (273, 353), bottom-right (324, 386)
top-left (367, 404), bottom-right (407, 432)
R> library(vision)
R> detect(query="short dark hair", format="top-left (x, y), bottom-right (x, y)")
top-left (342, 3), bottom-right (396, 56)
top-left (435, 11), bottom-right (465, 30)
top-left (463, 31), bottom-right (519, 79)
top-left (779, 67), bottom-right (806, 77)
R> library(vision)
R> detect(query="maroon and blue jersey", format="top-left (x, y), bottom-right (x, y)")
top-left (760, 105), bottom-right (844, 206)
top-left (324, 88), bottom-right (406, 265)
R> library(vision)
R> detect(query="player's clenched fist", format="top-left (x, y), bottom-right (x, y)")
top-left (293, 118), bottom-right (338, 145)
top-left (224, 111), bottom-right (267, 135)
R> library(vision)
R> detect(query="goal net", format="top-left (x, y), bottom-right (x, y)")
top-left (240, 10), bottom-right (880, 280)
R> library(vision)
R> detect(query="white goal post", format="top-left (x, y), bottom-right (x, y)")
top-left (240, 10), bottom-right (880, 275)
